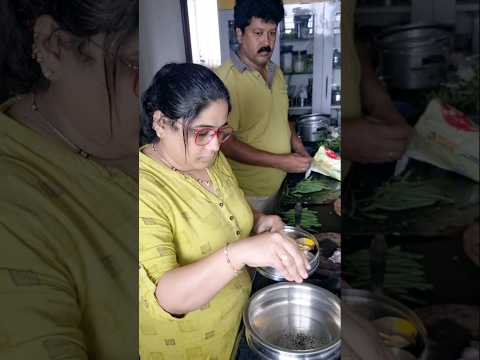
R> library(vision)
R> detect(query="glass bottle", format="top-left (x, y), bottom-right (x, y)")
top-left (280, 46), bottom-right (293, 74)
top-left (293, 51), bottom-right (305, 73)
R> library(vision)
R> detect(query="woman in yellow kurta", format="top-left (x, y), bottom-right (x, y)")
top-left (139, 63), bottom-right (311, 359)
top-left (0, 2), bottom-right (138, 359)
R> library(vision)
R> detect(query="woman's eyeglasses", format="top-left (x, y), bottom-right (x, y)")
top-left (192, 126), bottom-right (233, 146)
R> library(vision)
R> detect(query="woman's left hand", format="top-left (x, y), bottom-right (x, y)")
top-left (253, 214), bottom-right (285, 234)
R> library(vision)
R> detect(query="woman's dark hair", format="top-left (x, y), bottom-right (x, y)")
top-left (141, 63), bottom-right (232, 144)
top-left (234, 0), bottom-right (284, 33)
top-left (0, 0), bottom-right (138, 102)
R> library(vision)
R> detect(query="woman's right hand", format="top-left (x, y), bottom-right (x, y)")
top-left (229, 232), bottom-right (311, 283)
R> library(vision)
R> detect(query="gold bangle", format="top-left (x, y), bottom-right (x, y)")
top-left (224, 243), bottom-right (241, 274)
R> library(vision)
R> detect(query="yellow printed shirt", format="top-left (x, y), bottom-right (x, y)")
top-left (341, 0), bottom-right (362, 120)
top-left (215, 54), bottom-right (291, 197)
top-left (139, 150), bottom-right (253, 360)
top-left (0, 98), bottom-right (138, 359)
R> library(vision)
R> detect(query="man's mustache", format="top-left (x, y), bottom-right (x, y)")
top-left (258, 46), bottom-right (272, 54)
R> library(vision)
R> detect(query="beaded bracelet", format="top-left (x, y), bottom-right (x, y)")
top-left (224, 243), bottom-right (241, 274)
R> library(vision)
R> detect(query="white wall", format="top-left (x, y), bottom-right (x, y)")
top-left (140, 0), bottom-right (187, 92)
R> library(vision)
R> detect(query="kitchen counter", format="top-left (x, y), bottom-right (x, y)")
top-left (343, 159), bottom-right (479, 359)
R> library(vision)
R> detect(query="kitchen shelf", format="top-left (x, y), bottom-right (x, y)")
top-left (284, 72), bottom-right (313, 75)
top-left (289, 106), bottom-right (312, 116)
top-left (280, 37), bottom-right (315, 42)
top-left (356, 5), bottom-right (410, 14)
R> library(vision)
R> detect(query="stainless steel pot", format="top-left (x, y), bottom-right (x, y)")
top-left (244, 283), bottom-right (341, 359)
top-left (297, 114), bottom-right (331, 142)
top-left (376, 23), bottom-right (452, 89)
top-left (256, 226), bottom-right (320, 281)
top-left (342, 289), bottom-right (429, 360)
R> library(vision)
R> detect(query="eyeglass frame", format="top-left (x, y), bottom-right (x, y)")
top-left (190, 125), bottom-right (234, 146)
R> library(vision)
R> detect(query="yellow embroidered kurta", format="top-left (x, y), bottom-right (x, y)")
top-left (0, 98), bottom-right (138, 359)
top-left (139, 150), bottom-right (253, 360)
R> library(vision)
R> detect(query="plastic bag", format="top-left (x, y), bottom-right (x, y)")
top-left (310, 145), bottom-right (341, 181)
top-left (396, 99), bottom-right (479, 182)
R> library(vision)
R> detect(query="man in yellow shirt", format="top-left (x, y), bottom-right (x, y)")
top-left (341, 0), bottom-right (412, 177)
top-left (216, 0), bottom-right (311, 213)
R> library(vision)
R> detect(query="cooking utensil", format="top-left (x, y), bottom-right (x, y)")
top-left (376, 23), bottom-right (452, 89)
top-left (342, 289), bottom-right (429, 359)
top-left (257, 226), bottom-right (320, 281)
top-left (305, 163), bottom-right (312, 179)
top-left (294, 202), bottom-right (302, 228)
top-left (244, 282), bottom-right (341, 359)
top-left (297, 114), bottom-right (330, 143)
top-left (370, 234), bottom-right (387, 294)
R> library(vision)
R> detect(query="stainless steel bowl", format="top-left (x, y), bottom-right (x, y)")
top-left (342, 289), bottom-right (429, 360)
top-left (244, 283), bottom-right (341, 359)
top-left (256, 226), bottom-right (320, 281)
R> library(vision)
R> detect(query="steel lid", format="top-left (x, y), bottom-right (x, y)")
top-left (297, 113), bottom-right (331, 125)
top-left (376, 22), bottom-right (452, 50)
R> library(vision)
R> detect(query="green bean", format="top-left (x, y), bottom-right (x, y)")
top-left (398, 294), bottom-right (428, 305)
top-left (358, 172), bottom-right (455, 216)
top-left (344, 246), bottom-right (433, 299)
top-left (290, 178), bottom-right (335, 196)
top-left (282, 208), bottom-right (322, 230)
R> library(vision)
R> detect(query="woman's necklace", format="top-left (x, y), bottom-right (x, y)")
top-left (31, 92), bottom-right (90, 158)
top-left (152, 142), bottom-right (213, 189)
top-left (172, 167), bottom-right (212, 188)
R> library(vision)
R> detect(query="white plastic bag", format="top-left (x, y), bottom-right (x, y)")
top-left (396, 99), bottom-right (479, 182)
top-left (310, 146), bottom-right (341, 181)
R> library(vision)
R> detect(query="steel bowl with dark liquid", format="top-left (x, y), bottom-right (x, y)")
top-left (243, 282), bottom-right (341, 359)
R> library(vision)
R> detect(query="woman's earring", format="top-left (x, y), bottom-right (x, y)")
top-left (31, 33), bottom-right (42, 61)
top-left (32, 32), bottom-right (55, 80)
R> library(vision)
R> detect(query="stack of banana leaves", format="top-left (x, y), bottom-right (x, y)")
top-left (281, 207), bottom-right (322, 231)
top-left (344, 246), bottom-right (433, 304)
top-left (356, 170), bottom-right (455, 221)
top-left (283, 176), bottom-right (341, 205)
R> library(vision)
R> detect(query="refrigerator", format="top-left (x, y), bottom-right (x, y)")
top-left (218, 0), bottom-right (341, 122)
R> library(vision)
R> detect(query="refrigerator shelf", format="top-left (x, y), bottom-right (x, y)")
top-left (280, 36), bottom-right (315, 42)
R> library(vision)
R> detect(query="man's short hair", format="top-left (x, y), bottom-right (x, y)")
top-left (234, 0), bottom-right (284, 32)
